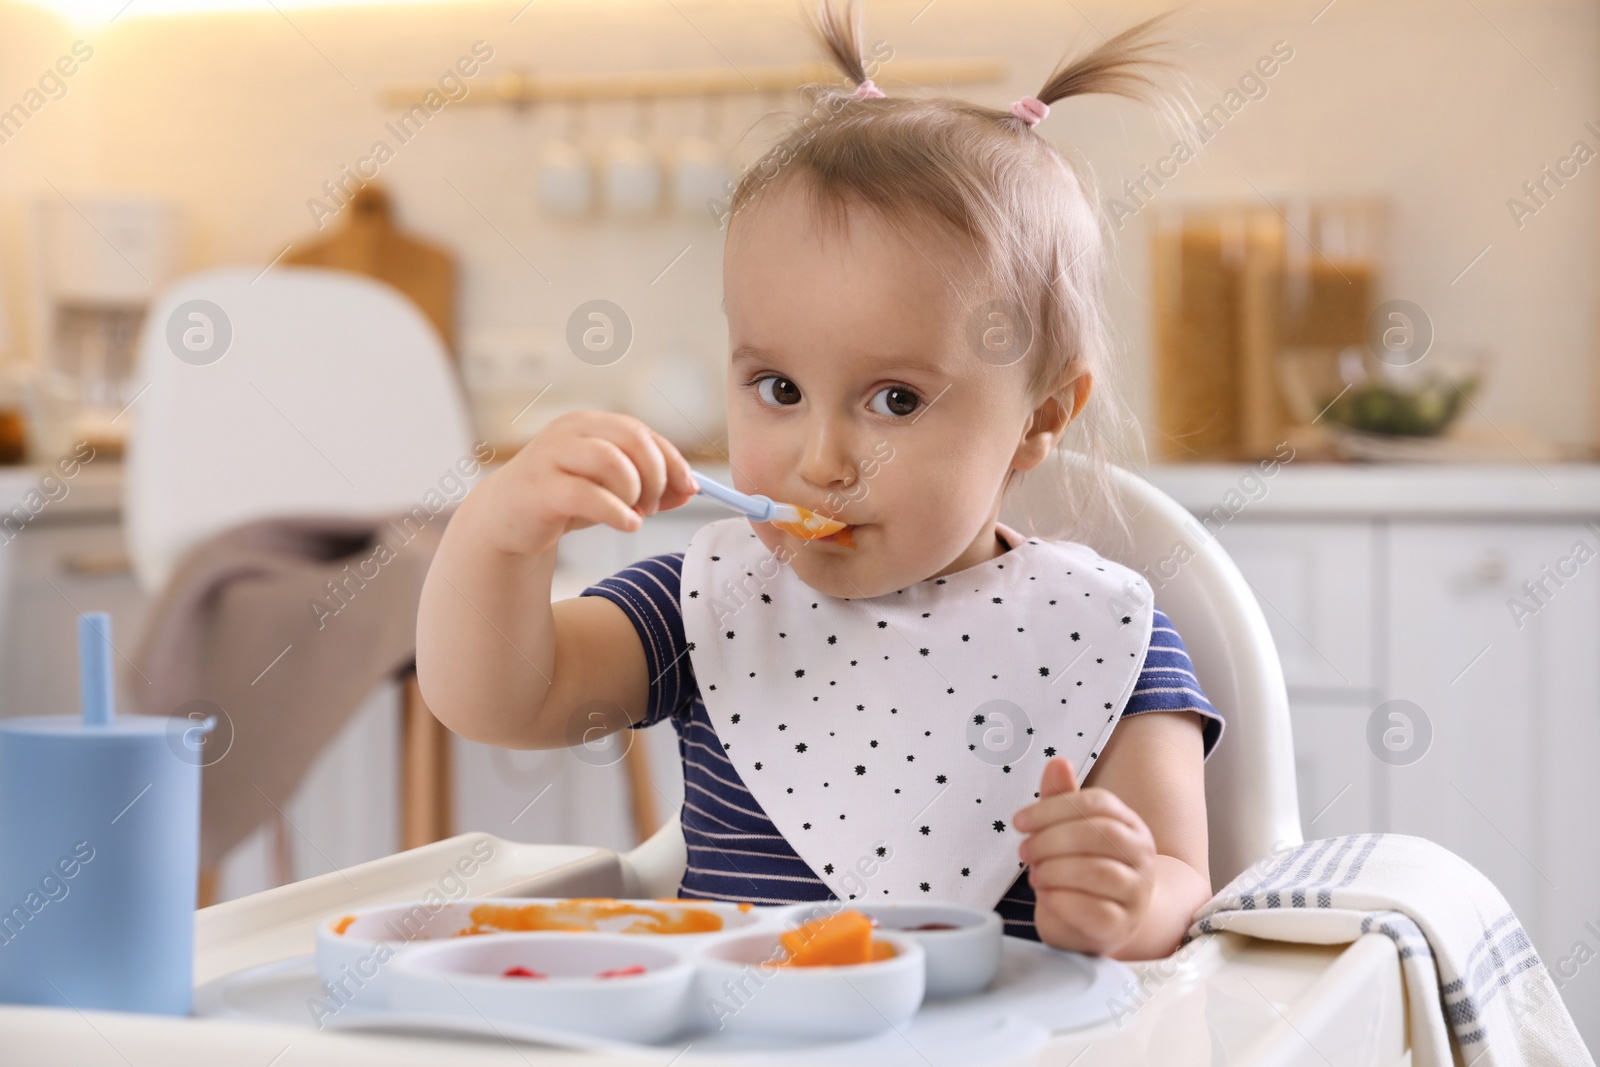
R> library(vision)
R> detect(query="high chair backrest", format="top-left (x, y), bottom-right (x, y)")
top-left (621, 457), bottom-right (1303, 898)
top-left (124, 266), bottom-right (476, 592)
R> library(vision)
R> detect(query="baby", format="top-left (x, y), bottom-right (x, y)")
top-left (418, 2), bottom-right (1222, 961)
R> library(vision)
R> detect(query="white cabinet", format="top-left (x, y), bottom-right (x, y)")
top-left (0, 516), bottom-right (149, 720)
top-left (1281, 696), bottom-right (1376, 842)
top-left (1385, 522), bottom-right (1600, 995)
top-left (1209, 520), bottom-right (1380, 843)
top-left (1210, 521), bottom-right (1376, 693)
top-left (1206, 509), bottom-right (1600, 1047)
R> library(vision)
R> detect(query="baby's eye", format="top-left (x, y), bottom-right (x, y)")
top-left (869, 386), bottom-right (921, 418)
top-left (756, 376), bottom-right (802, 407)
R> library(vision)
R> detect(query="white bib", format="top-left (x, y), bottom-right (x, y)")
top-left (680, 518), bottom-right (1155, 911)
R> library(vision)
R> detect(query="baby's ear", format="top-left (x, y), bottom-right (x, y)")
top-left (1065, 369), bottom-right (1094, 421)
top-left (1011, 384), bottom-right (1078, 472)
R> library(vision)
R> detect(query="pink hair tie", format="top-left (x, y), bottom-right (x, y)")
top-left (1009, 96), bottom-right (1049, 128)
top-left (850, 78), bottom-right (886, 100)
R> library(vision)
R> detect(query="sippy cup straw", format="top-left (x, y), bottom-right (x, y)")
top-left (79, 612), bottom-right (116, 726)
top-left (689, 469), bottom-right (847, 538)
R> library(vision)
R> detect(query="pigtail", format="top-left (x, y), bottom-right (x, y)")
top-left (1017, 9), bottom-right (1197, 149)
top-left (1034, 11), bottom-right (1184, 107)
top-left (810, 0), bottom-right (872, 90)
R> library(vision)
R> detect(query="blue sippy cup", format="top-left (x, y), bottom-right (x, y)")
top-left (0, 612), bottom-right (206, 1014)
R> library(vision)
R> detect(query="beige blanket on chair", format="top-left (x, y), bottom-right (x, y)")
top-left (125, 511), bottom-right (449, 868)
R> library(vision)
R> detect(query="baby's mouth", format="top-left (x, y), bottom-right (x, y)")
top-left (772, 506), bottom-right (849, 541)
top-left (816, 524), bottom-right (856, 547)
top-left (772, 514), bottom-right (859, 548)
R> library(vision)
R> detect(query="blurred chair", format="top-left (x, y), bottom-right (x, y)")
top-left (617, 456), bottom-right (1303, 898)
top-left (124, 266), bottom-right (475, 898)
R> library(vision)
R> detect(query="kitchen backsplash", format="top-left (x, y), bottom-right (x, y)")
top-left (0, 0), bottom-right (1595, 455)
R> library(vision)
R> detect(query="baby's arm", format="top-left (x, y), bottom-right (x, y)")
top-left (1012, 710), bottom-right (1212, 960)
top-left (416, 412), bottom-right (698, 750)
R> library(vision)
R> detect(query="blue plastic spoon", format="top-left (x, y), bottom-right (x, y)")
top-left (689, 469), bottom-right (848, 538)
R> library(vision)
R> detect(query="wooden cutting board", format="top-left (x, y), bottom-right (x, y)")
top-left (286, 183), bottom-right (457, 359)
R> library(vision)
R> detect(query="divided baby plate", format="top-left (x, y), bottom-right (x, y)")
top-left (316, 896), bottom-right (1004, 1044)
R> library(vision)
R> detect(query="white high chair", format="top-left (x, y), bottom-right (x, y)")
top-left (124, 265), bottom-right (477, 888)
top-left (617, 458), bottom-right (1303, 898)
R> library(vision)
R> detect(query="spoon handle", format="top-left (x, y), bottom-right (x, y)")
top-left (689, 468), bottom-right (777, 522)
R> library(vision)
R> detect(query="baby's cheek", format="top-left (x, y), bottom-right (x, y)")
top-left (892, 496), bottom-right (982, 564)
top-left (749, 523), bottom-right (781, 555)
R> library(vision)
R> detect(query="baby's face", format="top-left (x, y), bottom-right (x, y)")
top-left (722, 179), bottom-right (1037, 599)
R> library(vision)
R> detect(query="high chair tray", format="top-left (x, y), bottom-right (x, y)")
top-left (197, 886), bottom-right (1136, 1062)
top-left (0, 832), bottom-right (1409, 1066)
top-left (194, 934), bottom-right (1125, 1064)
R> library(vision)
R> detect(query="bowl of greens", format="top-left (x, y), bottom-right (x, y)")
top-left (1305, 346), bottom-right (1485, 438)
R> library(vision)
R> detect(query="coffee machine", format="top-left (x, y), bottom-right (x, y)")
top-left (24, 193), bottom-right (182, 459)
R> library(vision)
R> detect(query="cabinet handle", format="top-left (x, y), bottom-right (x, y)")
top-left (60, 551), bottom-right (133, 577)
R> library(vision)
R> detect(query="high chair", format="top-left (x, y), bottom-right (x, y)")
top-left (617, 456), bottom-right (1303, 897)
top-left (123, 266), bottom-right (476, 895)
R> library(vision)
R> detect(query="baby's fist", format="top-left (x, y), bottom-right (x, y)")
top-left (1012, 756), bottom-right (1157, 956)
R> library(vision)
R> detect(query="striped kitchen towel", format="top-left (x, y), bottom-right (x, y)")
top-left (1188, 834), bottom-right (1592, 1067)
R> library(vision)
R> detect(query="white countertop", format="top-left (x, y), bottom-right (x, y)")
top-left (1143, 461), bottom-right (1600, 518)
top-left (19, 458), bottom-right (1600, 530)
top-left (0, 459), bottom-right (122, 522)
top-left (681, 460), bottom-right (1600, 520)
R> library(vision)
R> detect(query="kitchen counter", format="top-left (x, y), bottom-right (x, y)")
top-left (22, 458), bottom-right (1600, 528)
top-left (1145, 460), bottom-right (1600, 518)
top-left (0, 457), bottom-right (123, 523)
top-left (670, 460), bottom-right (1600, 521)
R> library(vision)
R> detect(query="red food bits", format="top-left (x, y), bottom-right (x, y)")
top-left (499, 963), bottom-right (648, 979)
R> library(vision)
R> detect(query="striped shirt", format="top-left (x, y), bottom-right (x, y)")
top-left (581, 552), bottom-right (1222, 942)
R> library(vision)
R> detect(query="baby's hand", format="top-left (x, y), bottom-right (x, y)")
top-left (479, 411), bottom-right (699, 557)
top-left (1012, 756), bottom-right (1157, 956)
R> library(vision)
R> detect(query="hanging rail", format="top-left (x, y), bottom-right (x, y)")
top-left (381, 57), bottom-right (1006, 108)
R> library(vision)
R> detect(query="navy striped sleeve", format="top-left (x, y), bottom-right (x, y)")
top-left (578, 552), bottom-right (695, 728)
top-left (1121, 606), bottom-right (1224, 758)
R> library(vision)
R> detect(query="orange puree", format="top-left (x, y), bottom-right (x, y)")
top-left (331, 915), bottom-right (357, 936)
top-left (771, 506), bottom-right (850, 544)
top-left (456, 898), bottom-right (725, 937)
top-left (777, 910), bottom-right (894, 967)
top-left (654, 897), bottom-right (749, 912)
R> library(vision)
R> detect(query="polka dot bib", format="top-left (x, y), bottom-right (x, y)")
top-left (680, 518), bottom-right (1155, 911)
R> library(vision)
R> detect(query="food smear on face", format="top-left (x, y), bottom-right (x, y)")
top-left (456, 898), bottom-right (725, 937)
top-left (331, 915), bottom-right (357, 936)
top-left (772, 505), bottom-right (851, 544)
top-left (776, 909), bottom-right (894, 966)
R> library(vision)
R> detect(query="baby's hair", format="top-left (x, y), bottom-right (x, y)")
top-left (727, 1), bottom-right (1194, 553)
